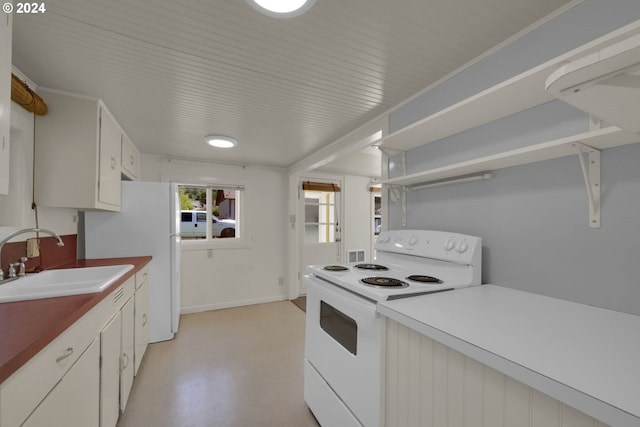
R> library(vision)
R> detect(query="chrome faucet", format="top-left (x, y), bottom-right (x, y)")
top-left (0, 228), bottom-right (64, 282)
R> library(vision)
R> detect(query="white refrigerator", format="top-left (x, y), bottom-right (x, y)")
top-left (84, 181), bottom-right (181, 343)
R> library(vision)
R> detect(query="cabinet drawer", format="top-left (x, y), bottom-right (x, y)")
top-left (135, 264), bottom-right (149, 290)
top-left (110, 276), bottom-right (135, 312)
top-left (0, 300), bottom-right (106, 427)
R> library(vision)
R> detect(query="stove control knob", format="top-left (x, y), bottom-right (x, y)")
top-left (444, 239), bottom-right (455, 251)
top-left (409, 236), bottom-right (418, 246)
top-left (456, 241), bottom-right (468, 253)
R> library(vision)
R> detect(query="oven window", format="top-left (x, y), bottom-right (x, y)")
top-left (320, 301), bottom-right (357, 355)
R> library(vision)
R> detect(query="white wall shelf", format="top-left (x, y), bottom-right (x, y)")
top-left (382, 19), bottom-right (640, 152)
top-left (546, 28), bottom-right (640, 135)
top-left (383, 126), bottom-right (640, 228)
top-left (381, 19), bottom-right (640, 229)
top-left (382, 126), bottom-right (638, 187)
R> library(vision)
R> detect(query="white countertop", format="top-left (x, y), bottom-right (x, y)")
top-left (377, 285), bottom-right (640, 427)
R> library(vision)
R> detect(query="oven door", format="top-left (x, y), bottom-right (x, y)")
top-left (304, 274), bottom-right (383, 427)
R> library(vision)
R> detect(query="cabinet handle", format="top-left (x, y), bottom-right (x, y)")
top-left (142, 313), bottom-right (148, 327)
top-left (56, 347), bottom-right (75, 363)
top-left (120, 353), bottom-right (130, 371)
top-left (110, 157), bottom-right (117, 170)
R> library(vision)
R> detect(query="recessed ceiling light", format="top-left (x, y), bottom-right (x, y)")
top-left (247, 0), bottom-right (316, 18)
top-left (204, 135), bottom-right (238, 148)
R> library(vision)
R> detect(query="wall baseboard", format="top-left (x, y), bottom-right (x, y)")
top-left (180, 294), bottom-right (289, 314)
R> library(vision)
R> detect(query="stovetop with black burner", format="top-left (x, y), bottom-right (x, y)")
top-left (360, 277), bottom-right (409, 288)
top-left (354, 263), bottom-right (389, 271)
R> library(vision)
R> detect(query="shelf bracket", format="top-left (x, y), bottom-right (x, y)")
top-left (572, 142), bottom-right (600, 228)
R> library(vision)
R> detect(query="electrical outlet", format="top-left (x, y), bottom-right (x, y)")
top-left (278, 277), bottom-right (284, 286)
top-left (207, 249), bottom-right (214, 259)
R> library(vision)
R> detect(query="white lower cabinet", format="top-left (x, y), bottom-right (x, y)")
top-left (120, 298), bottom-right (135, 412)
top-left (100, 312), bottom-right (122, 427)
top-left (99, 278), bottom-right (141, 427)
top-left (0, 265), bottom-right (151, 427)
top-left (134, 278), bottom-right (150, 375)
top-left (23, 338), bottom-right (100, 427)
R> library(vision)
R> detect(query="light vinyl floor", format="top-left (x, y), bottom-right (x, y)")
top-left (117, 301), bottom-right (319, 427)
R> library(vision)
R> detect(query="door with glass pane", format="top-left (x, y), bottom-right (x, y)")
top-left (300, 180), bottom-right (342, 294)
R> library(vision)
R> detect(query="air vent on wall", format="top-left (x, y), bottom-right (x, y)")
top-left (348, 250), bottom-right (365, 263)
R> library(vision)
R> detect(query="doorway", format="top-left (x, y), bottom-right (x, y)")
top-left (298, 178), bottom-right (343, 294)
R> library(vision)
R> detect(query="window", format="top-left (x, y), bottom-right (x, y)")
top-left (303, 181), bottom-right (340, 244)
top-left (178, 185), bottom-right (242, 241)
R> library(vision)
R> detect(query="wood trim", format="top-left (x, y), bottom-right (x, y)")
top-left (11, 73), bottom-right (48, 115)
top-left (370, 187), bottom-right (381, 193)
top-left (302, 181), bottom-right (341, 192)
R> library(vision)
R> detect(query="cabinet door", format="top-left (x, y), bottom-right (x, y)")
top-left (121, 134), bottom-right (139, 180)
top-left (23, 338), bottom-right (100, 427)
top-left (98, 107), bottom-right (122, 206)
top-left (0, 13), bottom-right (11, 195)
top-left (120, 297), bottom-right (135, 411)
top-left (100, 312), bottom-right (122, 427)
top-left (134, 279), bottom-right (150, 375)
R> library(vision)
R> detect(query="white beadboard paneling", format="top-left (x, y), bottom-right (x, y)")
top-left (11, 0), bottom-right (572, 172)
top-left (433, 342), bottom-right (449, 426)
top-left (385, 317), bottom-right (400, 425)
top-left (418, 334), bottom-right (435, 427)
top-left (384, 319), bottom-right (609, 427)
top-left (484, 367), bottom-right (506, 427)
top-left (407, 329), bottom-right (421, 427)
top-left (447, 350), bottom-right (465, 427)
top-left (463, 357), bottom-right (484, 426)
top-left (506, 377), bottom-right (532, 427)
top-left (532, 390), bottom-right (562, 427)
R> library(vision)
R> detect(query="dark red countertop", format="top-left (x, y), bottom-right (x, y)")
top-left (0, 256), bottom-right (151, 384)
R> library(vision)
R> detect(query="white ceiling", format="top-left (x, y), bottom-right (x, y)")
top-left (12, 0), bottom-right (571, 176)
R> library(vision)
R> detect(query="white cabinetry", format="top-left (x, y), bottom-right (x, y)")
top-left (97, 107), bottom-right (122, 207)
top-left (0, 288), bottom-right (112, 427)
top-left (121, 134), bottom-right (140, 181)
top-left (22, 339), bottom-right (100, 427)
top-left (99, 275), bottom-right (136, 427)
top-left (0, 265), bottom-right (151, 427)
top-left (0, 13), bottom-right (11, 195)
top-left (34, 89), bottom-right (138, 211)
top-left (100, 310), bottom-right (122, 427)
top-left (120, 297), bottom-right (135, 411)
top-left (134, 266), bottom-right (150, 375)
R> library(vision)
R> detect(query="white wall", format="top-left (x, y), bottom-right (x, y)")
top-left (342, 175), bottom-right (375, 262)
top-left (0, 100), bottom-right (78, 239)
top-left (141, 155), bottom-right (289, 313)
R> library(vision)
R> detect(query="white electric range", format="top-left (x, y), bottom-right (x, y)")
top-left (304, 229), bottom-right (482, 427)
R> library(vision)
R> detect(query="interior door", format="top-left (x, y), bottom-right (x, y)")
top-left (299, 179), bottom-right (342, 294)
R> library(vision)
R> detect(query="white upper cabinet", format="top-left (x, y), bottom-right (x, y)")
top-left (0, 13), bottom-right (11, 195)
top-left (34, 90), bottom-right (138, 211)
top-left (121, 133), bottom-right (140, 181)
top-left (98, 107), bottom-right (122, 206)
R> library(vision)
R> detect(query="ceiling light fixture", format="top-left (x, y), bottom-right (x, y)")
top-left (204, 135), bottom-right (238, 148)
top-left (247, 0), bottom-right (316, 18)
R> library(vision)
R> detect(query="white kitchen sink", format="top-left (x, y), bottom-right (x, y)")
top-left (0, 264), bottom-right (134, 303)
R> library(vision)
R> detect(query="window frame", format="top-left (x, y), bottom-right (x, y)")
top-left (178, 184), bottom-right (249, 250)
